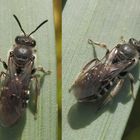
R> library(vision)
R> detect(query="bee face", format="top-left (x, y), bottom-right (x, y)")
top-left (129, 38), bottom-right (140, 54)
top-left (15, 35), bottom-right (36, 47)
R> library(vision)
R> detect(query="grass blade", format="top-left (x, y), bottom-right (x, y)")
top-left (62, 0), bottom-right (140, 140)
top-left (0, 0), bottom-right (57, 140)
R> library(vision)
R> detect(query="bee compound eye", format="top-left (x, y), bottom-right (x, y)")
top-left (129, 38), bottom-right (138, 46)
top-left (31, 40), bottom-right (36, 47)
top-left (15, 36), bottom-right (20, 43)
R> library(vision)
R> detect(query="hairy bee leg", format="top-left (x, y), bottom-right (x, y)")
top-left (32, 67), bottom-right (51, 75)
top-left (0, 71), bottom-right (7, 80)
top-left (0, 71), bottom-right (6, 80)
top-left (128, 73), bottom-right (135, 100)
top-left (0, 72), bottom-right (7, 86)
top-left (31, 75), bottom-right (40, 119)
top-left (0, 59), bottom-right (8, 70)
top-left (88, 39), bottom-right (110, 55)
top-left (97, 79), bottom-right (124, 110)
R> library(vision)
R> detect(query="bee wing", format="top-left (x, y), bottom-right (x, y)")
top-left (71, 59), bottom-right (131, 87)
top-left (7, 56), bottom-right (17, 78)
top-left (69, 59), bottom-right (102, 92)
top-left (77, 59), bottom-right (103, 81)
top-left (102, 59), bottom-right (134, 81)
top-left (6, 60), bottom-right (33, 95)
top-left (104, 47), bottom-right (118, 65)
top-left (19, 60), bottom-right (33, 84)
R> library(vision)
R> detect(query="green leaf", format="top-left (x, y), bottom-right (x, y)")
top-left (62, 0), bottom-right (140, 140)
top-left (0, 0), bottom-right (57, 140)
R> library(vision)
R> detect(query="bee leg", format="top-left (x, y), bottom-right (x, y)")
top-left (31, 75), bottom-right (40, 119)
top-left (0, 71), bottom-right (6, 77)
top-left (0, 71), bottom-right (6, 80)
top-left (0, 71), bottom-right (7, 81)
top-left (32, 67), bottom-right (51, 75)
top-left (88, 39), bottom-right (110, 55)
top-left (97, 79), bottom-right (124, 110)
top-left (127, 73), bottom-right (135, 100)
top-left (0, 59), bottom-right (8, 70)
top-left (0, 71), bottom-right (7, 85)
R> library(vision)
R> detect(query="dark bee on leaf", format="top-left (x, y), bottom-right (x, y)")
top-left (69, 37), bottom-right (140, 109)
top-left (0, 15), bottom-right (50, 127)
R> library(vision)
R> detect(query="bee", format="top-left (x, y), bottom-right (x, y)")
top-left (0, 15), bottom-right (49, 127)
top-left (69, 38), bottom-right (140, 109)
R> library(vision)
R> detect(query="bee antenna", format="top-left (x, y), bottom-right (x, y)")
top-left (13, 14), bottom-right (26, 36)
top-left (28, 19), bottom-right (48, 36)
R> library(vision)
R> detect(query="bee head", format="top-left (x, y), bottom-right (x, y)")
top-left (129, 38), bottom-right (140, 53)
top-left (15, 35), bottom-right (36, 47)
top-left (13, 14), bottom-right (48, 45)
